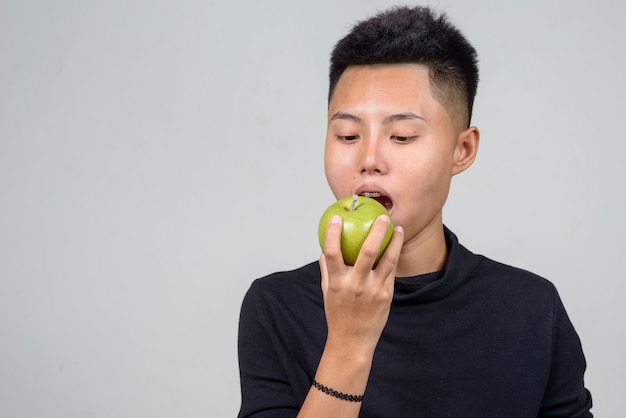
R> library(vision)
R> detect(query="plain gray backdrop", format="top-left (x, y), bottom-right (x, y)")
top-left (1, 0), bottom-right (624, 416)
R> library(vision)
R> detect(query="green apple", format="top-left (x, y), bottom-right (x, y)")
top-left (318, 195), bottom-right (394, 266)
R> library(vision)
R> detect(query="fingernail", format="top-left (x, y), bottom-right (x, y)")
top-left (395, 225), bottom-right (403, 233)
top-left (378, 214), bottom-right (389, 223)
top-left (330, 215), bottom-right (341, 224)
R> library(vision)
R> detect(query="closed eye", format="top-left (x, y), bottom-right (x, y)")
top-left (338, 135), bottom-right (359, 141)
top-left (391, 135), bottom-right (417, 143)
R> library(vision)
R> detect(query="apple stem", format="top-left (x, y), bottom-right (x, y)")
top-left (350, 194), bottom-right (358, 211)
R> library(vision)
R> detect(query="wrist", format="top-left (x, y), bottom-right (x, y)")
top-left (324, 333), bottom-right (378, 363)
top-left (311, 379), bottom-right (364, 403)
top-left (314, 343), bottom-right (374, 398)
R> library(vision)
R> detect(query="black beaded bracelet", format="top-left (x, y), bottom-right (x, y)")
top-left (311, 379), bottom-right (364, 402)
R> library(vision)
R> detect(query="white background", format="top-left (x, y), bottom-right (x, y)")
top-left (1, 0), bottom-right (624, 416)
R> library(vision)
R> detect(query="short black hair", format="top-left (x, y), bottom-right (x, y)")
top-left (329, 6), bottom-right (479, 128)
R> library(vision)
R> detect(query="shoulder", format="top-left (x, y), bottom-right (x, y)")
top-left (239, 261), bottom-right (326, 347)
top-left (241, 261), bottom-right (322, 315)
top-left (447, 228), bottom-right (559, 308)
top-left (460, 248), bottom-right (561, 318)
top-left (476, 254), bottom-right (556, 291)
top-left (246, 261), bottom-right (321, 295)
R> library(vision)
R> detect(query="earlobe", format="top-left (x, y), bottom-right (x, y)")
top-left (452, 126), bottom-right (480, 175)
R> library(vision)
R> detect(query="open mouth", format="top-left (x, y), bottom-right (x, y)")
top-left (361, 191), bottom-right (393, 212)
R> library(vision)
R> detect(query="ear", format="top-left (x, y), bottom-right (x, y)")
top-left (452, 126), bottom-right (480, 176)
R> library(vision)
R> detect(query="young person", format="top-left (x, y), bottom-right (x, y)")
top-left (238, 6), bottom-right (592, 417)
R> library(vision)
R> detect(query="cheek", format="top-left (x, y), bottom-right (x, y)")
top-left (416, 146), bottom-right (455, 176)
top-left (419, 163), bottom-right (453, 197)
top-left (400, 153), bottom-right (453, 200)
top-left (324, 153), bottom-right (353, 197)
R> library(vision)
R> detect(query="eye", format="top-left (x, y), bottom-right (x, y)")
top-left (338, 135), bottom-right (359, 142)
top-left (391, 135), bottom-right (417, 143)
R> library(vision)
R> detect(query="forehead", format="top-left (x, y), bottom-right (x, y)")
top-left (328, 63), bottom-right (443, 119)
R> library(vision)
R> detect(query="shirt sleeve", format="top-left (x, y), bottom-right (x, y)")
top-left (539, 288), bottom-right (593, 417)
top-left (237, 280), bottom-right (300, 418)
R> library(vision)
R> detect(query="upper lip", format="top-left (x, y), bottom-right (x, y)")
top-left (354, 184), bottom-right (392, 202)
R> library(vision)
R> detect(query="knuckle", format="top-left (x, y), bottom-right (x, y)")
top-left (384, 251), bottom-right (400, 266)
top-left (328, 280), bottom-right (342, 293)
top-left (323, 248), bottom-right (342, 262)
top-left (360, 246), bottom-right (379, 259)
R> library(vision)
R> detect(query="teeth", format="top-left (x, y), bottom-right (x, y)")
top-left (361, 192), bottom-right (381, 198)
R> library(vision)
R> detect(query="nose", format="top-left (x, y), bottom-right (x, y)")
top-left (359, 136), bottom-right (386, 175)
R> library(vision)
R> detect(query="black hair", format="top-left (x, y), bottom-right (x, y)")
top-left (329, 6), bottom-right (479, 128)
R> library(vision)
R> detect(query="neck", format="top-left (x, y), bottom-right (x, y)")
top-left (396, 221), bottom-right (448, 277)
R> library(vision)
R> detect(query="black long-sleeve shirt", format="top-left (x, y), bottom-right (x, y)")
top-left (238, 227), bottom-right (592, 417)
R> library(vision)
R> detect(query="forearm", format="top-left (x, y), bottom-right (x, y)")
top-left (297, 341), bottom-right (375, 417)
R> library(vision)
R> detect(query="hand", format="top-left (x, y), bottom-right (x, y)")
top-left (319, 214), bottom-right (404, 356)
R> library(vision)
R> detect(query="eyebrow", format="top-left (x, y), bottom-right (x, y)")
top-left (330, 111), bottom-right (362, 122)
top-left (330, 111), bottom-right (425, 123)
top-left (383, 112), bottom-right (425, 123)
